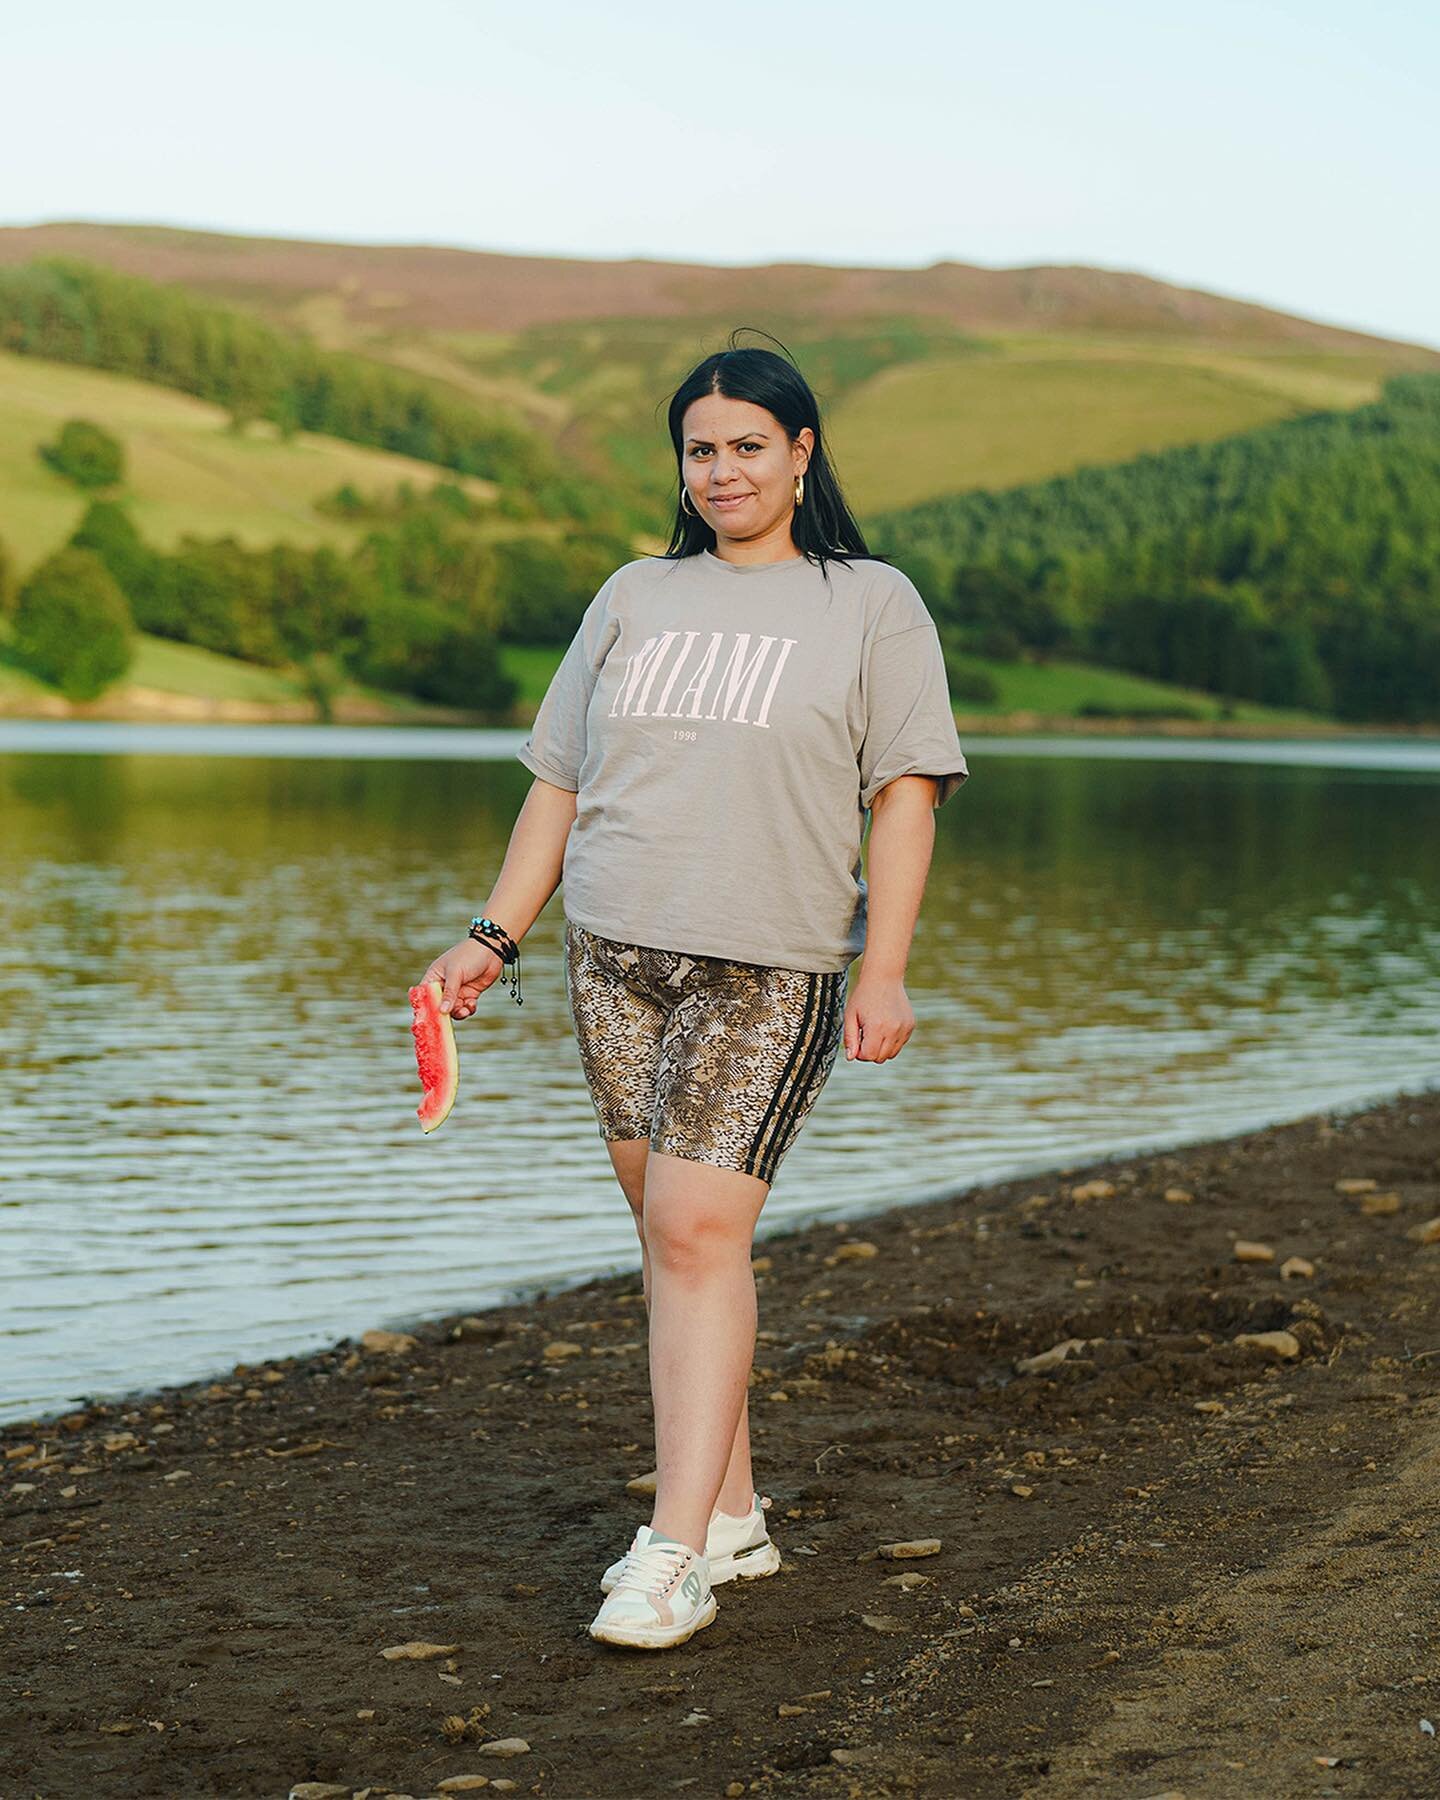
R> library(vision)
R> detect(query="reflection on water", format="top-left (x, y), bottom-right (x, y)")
top-left (2, 727), bottom-right (1439, 1425)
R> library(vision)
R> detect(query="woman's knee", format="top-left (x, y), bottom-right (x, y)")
top-left (642, 1155), bottom-right (767, 1277)
top-left (646, 1212), bottom-right (744, 1279)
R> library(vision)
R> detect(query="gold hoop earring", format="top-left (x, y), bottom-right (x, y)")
top-left (680, 486), bottom-right (697, 516)
top-left (794, 473), bottom-right (805, 508)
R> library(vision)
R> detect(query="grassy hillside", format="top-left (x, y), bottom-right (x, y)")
top-left (0, 628), bottom-right (480, 722)
top-left (3, 324), bottom-right (1394, 541)
top-left (2, 225), bottom-right (1435, 523)
top-left (942, 652), bottom-right (1327, 725)
top-left (393, 321), bottom-right (1416, 521)
top-left (1, 231), bottom-right (1434, 726)
top-left (2, 631), bottom-right (553, 720)
top-left (502, 635), bottom-right (1324, 728)
top-left (869, 372), bottom-right (1440, 723)
top-left (0, 632), bottom-right (304, 708)
top-left (0, 348), bottom-right (499, 575)
top-left (830, 335), bottom-right (1398, 511)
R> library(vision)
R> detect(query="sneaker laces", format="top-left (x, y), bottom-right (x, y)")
top-left (613, 1540), bottom-right (696, 1595)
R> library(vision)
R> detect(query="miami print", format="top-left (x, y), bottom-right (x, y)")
top-left (608, 630), bottom-right (799, 729)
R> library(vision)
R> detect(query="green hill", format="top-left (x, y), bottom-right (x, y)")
top-left (1, 226), bottom-right (1435, 523)
top-left (0, 626), bottom-right (502, 723)
top-left (369, 317), bottom-right (1424, 522)
top-left (871, 373), bottom-right (1440, 722)
top-left (2, 231), bottom-right (1437, 725)
top-left (0, 346), bottom-right (503, 576)
top-left (829, 335), bottom-right (1401, 512)
top-left (931, 651), bottom-right (1327, 726)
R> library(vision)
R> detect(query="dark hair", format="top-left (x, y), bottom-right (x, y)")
top-left (660, 329), bottom-right (887, 578)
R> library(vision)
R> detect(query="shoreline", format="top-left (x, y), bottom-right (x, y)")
top-left (11, 1078), bottom-right (1438, 1440)
top-left (5, 1085), bottom-right (1440, 1796)
top-left (2, 683), bottom-right (1439, 741)
top-left (0, 687), bottom-right (501, 728)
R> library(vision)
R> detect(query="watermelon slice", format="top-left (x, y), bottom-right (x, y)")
top-left (409, 980), bottom-right (459, 1133)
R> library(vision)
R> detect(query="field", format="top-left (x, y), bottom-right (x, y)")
top-left (0, 630), bottom-right (474, 723)
top-left (946, 652), bottom-right (1330, 725)
top-left (829, 336), bottom-right (1395, 512)
top-left (0, 348), bottom-right (499, 576)
top-left (381, 324), bottom-right (1415, 519)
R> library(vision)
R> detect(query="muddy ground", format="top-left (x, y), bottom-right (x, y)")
top-left (4, 1086), bottom-right (1440, 1800)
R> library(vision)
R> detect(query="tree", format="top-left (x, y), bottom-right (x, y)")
top-left (941, 642), bottom-right (999, 705)
top-left (39, 419), bottom-right (126, 490)
top-left (886, 546), bottom-right (943, 609)
top-left (268, 543), bottom-right (366, 663)
top-left (12, 548), bottom-right (135, 699)
top-left (494, 537), bottom-right (585, 643)
top-left (0, 258), bottom-right (556, 487)
top-left (151, 537), bottom-right (283, 663)
top-left (412, 620), bottom-right (518, 710)
top-left (316, 482), bottom-right (367, 520)
top-left (69, 499), bottom-right (158, 599)
top-left (348, 593), bottom-right (517, 713)
top-left (945, 563), bottom-right (1031, 647)
top-left (1260, 622), bottom-right (1332, 712)
top-left (558, 531), bottom-right (641, 615)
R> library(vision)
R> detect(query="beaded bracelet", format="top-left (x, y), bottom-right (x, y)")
top-left (468, 915), bottom-right (524, 1007)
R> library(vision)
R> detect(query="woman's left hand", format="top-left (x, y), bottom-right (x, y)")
top-left (844, 975), bottom-right (915, 1063)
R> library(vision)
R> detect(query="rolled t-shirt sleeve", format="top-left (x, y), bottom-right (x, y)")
top-left (516, 576), bottom-right (618, 791)
top-left (858, 619), bottom-right (970, 810)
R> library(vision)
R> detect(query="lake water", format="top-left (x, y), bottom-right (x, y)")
top-left (3, 723), bottom-right (1439, 1427)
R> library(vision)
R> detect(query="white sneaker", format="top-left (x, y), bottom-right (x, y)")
top-left (588, 1525), bottom-right (717, 1649)
top-left (599, 1493), bottom-right (780, 1594)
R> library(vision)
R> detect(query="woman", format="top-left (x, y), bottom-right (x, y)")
top-left (420, 337), bottom-right (968, 1651)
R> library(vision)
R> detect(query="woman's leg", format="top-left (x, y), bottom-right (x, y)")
top-left (632, 958), bottom-right (848, 1555)
top-left (639, 1148), bottom-right (769, 1555)
top-left (605, 1136), bottom-right (757, 1518)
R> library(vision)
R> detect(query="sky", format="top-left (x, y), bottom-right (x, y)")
top-left (3, 0), bottom-right (1435, 349)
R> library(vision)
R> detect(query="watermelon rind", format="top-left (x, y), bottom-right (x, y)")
top-left (409, 979), bottom-right (459, 1133)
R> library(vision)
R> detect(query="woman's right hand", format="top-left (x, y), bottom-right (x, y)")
top-left (419, 939), bottom-right (505, 1020)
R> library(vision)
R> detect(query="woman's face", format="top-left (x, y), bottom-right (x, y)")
top-left (680, 395), bottom-right (813, 549)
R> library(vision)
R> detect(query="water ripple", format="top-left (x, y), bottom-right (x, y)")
top-left (2, 737), bottom-right (1438, 1423)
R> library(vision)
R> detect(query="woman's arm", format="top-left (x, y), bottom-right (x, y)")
top-left (421, 776), bottom-right (578, 1018)
top-left (845, 775), bottom-right (939, 1062)
top-left (475, 776), bottom-right (579, 943)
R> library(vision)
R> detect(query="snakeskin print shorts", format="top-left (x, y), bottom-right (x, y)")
top-left (563, 919), bottom-right (848, 1186)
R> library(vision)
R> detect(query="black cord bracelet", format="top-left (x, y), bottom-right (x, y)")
top-left (468, 916), bottom-right (523, 1007)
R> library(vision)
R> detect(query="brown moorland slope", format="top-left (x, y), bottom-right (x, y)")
top-left (2, 220), bottom-right (1437, 360)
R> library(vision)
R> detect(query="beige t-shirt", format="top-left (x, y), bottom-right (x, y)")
top-left (517, 549), bottom-right (969, 973)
